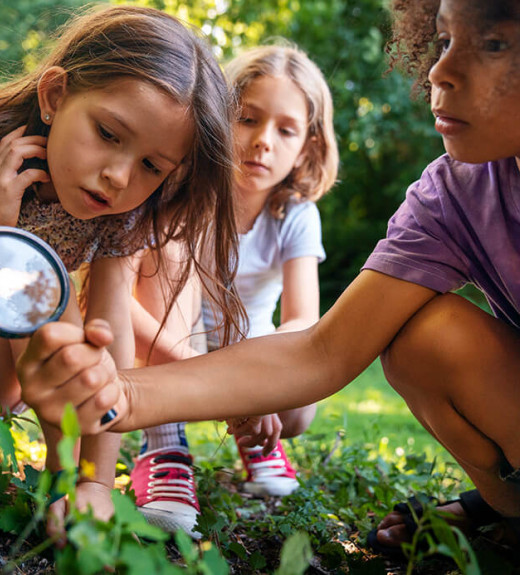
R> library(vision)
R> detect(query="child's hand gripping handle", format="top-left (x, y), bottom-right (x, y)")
top-left (16, 319), bottom-right (126, 435)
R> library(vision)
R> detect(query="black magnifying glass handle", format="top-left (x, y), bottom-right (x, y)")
top-left (100, 409), bottom-right (118, 425)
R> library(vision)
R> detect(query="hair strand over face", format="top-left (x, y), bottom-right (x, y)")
top-left (0, 4), bottom-right (247, 347)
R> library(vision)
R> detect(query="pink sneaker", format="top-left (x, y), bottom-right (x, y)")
top-left (237, 440), bottom-right (299, 497)
top-left (130, 449), bottom-right (201, 538)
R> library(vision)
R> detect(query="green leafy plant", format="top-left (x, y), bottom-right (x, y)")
top-left (398, 496), bottom-right (481, 575)
top-left (0, 406), bottom-right (222, 574)
top-left (1, 401), bottom-right (517, 574)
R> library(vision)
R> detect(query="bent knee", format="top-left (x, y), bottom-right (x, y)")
top-left (382, 293), bottom-right (518, 395)
top-left (279, 405), bottom-right (316, 438)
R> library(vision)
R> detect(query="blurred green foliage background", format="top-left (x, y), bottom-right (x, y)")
top-left (0, 0), bottom-right (446, 311)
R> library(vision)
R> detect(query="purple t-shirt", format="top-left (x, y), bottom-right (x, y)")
top-left (363, 154), bottom-right (520, 328)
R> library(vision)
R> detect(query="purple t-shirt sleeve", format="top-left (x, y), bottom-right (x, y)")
top-left (363, 158), bottom-right (470, 293)
top-left (363, 155), bottom-right (520, 327)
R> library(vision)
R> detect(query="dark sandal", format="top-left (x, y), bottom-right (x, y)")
top-left (367, 494), bottom-right (438, 558)
top-left (459, 489), bottom-right (502, 527)
top-left (461, 491), bottom-right (520, 556)
top-left (367, 489), bottom-right (506, 558)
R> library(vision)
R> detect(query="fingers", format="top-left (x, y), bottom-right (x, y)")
top-left (0, 129), bottom-right (49, 181)
top-left (20, 321), bottom-right (88, 375)
top-left (0, 127), bottom-right (48, 165)
top-left (31, 320), bottom-right (114, 392)
top-left (75, 377), bottom-right (128, 435)
top-left (230, 416), bottom-right (262, 438)
top-left (39, 350), bottom-right (114, 407)
top-left (16, 318), bottom-right (128, 435)
top-left (16, 167), bottom-right (50, 188)
top-left (47, 498), bottom-right (67, 549)
top-left (376, 523), bottom-right (411, 547)
top-left (17, 320), bottom-right (122, 430)
top-left (226, 416), bottom-right (253, 435)
top-left (0, 125), bottom-right (27, 152)
top-left (232, 414), bottom-right (283, 455)
top-left (0, 126), bottom-right (49, 225)
top-left (377, 510), bottom-right (407, 530)
top-left (19, 322), bottom-right (109, 397)
top-left (262, 415), bottom-right (282, 455)
top-left (84, 319), bottom-right (114, 348)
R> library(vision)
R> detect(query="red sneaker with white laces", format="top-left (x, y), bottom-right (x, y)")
top-left (130, 449), bottom-right (201, 538)
top-left (237, 440), bottom-right (299, 497)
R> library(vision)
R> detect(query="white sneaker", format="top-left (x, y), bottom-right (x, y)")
top-left (130, 448), bottom-right (201, 539)
top-left (237, 440), bottom-right (299, 497)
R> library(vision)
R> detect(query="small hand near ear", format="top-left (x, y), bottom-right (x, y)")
top-left (0, 125), bottom-right (50, 226)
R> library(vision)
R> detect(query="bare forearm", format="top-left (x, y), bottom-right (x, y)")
top-left (17, 271), bottom-right (438, 437)
top-left (275, 318), bottom-right (317, 333)
top-left (115, 271), bottom-right (437, 433)
top-left (118, 328), bottom-right (341, 431)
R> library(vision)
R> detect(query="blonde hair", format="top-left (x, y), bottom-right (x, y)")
top-left (0, 4), bottom-right (246, 345)
top-left (225, 43), bottom-right (339, 218)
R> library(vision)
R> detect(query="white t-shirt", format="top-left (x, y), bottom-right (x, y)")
top-left (202, 200), bottom-right (325, 347)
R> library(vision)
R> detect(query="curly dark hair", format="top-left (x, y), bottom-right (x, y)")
top-left (387, 0), bottom-right (520, 99)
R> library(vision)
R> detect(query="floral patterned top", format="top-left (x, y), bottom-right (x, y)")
top-left (18, 192), bottom-right (146, 272)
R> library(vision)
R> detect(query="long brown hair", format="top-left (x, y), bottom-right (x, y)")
top-left (0, 4), bottom-right (246, 345)
top-left (225, 43), bottom-right (339, 219)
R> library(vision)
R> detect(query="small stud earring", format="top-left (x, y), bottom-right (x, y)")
top-left (44, 113), bottom-right (51, 122)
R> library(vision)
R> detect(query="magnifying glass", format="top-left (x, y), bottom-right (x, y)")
top-left (0, 226), bottom-right (116, 425)
top-left (0, 226), bottom-right (69, 337)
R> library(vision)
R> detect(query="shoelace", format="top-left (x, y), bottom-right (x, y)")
top-left (147, 453), bottom-right (197, 505)
top-left (245, 449), bottom-right (291, 479)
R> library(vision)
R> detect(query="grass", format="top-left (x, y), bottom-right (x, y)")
top-left (186, 358), bottom-right (464, 477)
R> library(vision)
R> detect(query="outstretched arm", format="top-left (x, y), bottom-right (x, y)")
top-left (17, 270), bottom-right (437, 434)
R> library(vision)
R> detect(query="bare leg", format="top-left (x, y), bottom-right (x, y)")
top-left (133, 245), bottom-right (204, 364)
top-left (376, 293), bottom-right (520, 546)
top-left (278, 405), bottom-right (317, 438)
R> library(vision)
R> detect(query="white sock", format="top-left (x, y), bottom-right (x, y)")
top-left (140, 422), bottom-right (189, 456)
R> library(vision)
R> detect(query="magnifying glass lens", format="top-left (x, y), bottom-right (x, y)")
top-left (0, 227), bottom-right (69, 338)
